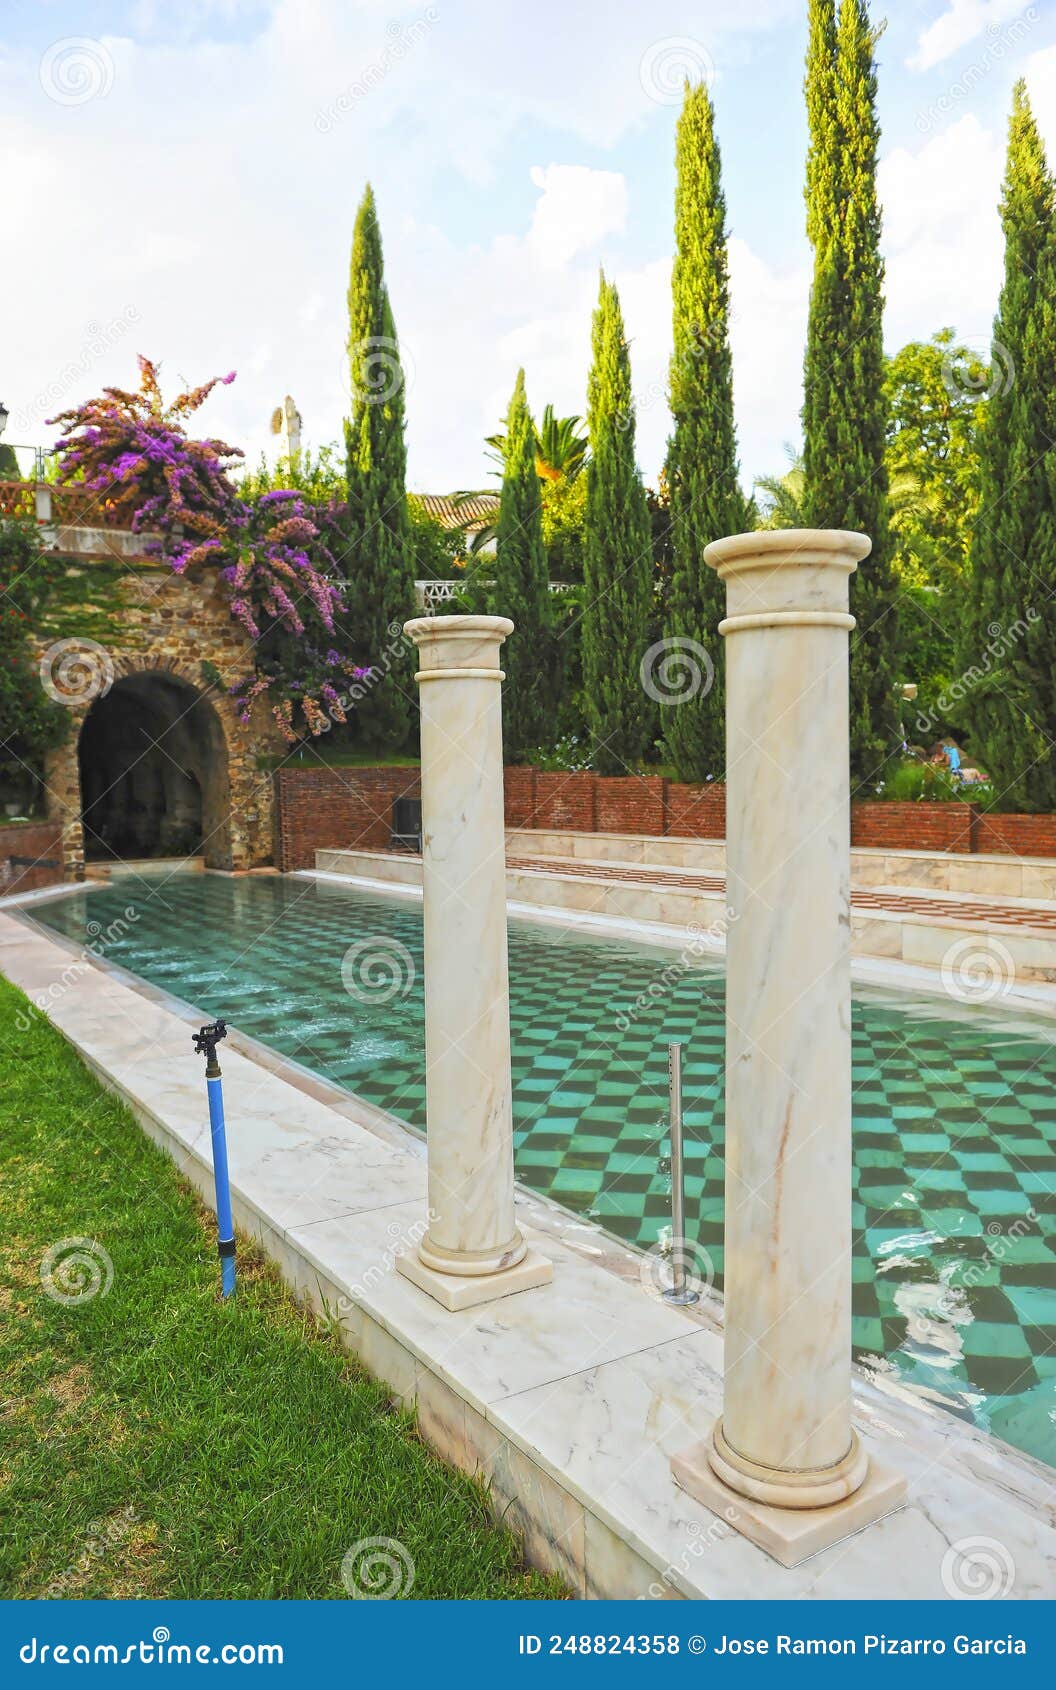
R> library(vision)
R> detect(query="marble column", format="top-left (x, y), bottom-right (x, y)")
top-left (396, 615), bottom-right (553, 1312)
top-left (671, 530), bottom-right (906, 1567)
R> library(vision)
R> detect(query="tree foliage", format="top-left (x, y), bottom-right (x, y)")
top-left (802, 0), bottom-right (899, 785)
top-left (581, 275), bottom-right (656, 773)
top-left (489, 369), bottom-right (551, 759)
top-left (959, 82), bottom-right (1056, 808)
top-left (342, 184), bottom-right (416, 752)
top-left (0, 520), bottom-right (71, 799)
top-left (662, 79), bottom-right (745, 782)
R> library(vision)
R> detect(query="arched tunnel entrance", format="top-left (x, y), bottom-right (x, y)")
top-left (78, 671), bottom-right (232, 866)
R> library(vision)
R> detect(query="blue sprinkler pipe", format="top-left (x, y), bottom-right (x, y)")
top-left (193, 1019), bottom-right (236, 1298)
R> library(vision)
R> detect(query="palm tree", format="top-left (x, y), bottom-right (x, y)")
top-left (462, 404), bottom-right (589, 553)
top-left (483, 405), bottom-right (588, 482)
top-left (754, 446), bottom-right (805, 528)
top-left (535, 405), bottom-right (588, 481)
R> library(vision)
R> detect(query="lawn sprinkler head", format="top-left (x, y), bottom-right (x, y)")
top-left (193, 1019), bottom-right (228, 1074)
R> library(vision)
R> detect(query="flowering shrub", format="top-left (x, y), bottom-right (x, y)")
top-left (49, 357), bottom-right (241, 545)
top-left (50, 360), bottom-right (371, 740)
top-left (222, 491), bottom-right (371, 743)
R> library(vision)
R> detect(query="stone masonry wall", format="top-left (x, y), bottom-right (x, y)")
top-left (40, 565), bottom-right (280, 878)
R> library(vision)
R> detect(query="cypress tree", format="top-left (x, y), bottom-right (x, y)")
top-left (802, 0), bottom-right (899, 784)
top-left (343, 184), bottom-right (416, 751)
top-left (662, 81), bottom-right (746, 783)
top-left (960, 83), bottom-right (1056, 808)
top-left (491, 369), bottom-right (550, 759)
top-left (582, 273), bottom-right (656, 773)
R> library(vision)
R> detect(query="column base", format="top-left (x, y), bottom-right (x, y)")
top-left (671, 1425), bottom-right (907, 1568)
top-left (397, 1245), bottom-right (553, 1311)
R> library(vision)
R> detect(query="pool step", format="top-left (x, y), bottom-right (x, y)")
top-left (314, 846), bottom-right (1056, 992)
top-left (84, 855), bottom-right (206, 880)
top-left (506, 826), bottom-right (1056, 903)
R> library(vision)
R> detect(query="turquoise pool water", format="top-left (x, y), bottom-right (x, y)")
top-left (30, 872), bottom-right (1056, 1469)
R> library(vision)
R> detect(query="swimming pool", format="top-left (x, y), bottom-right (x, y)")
top-left (30, 871), bottom-right (1056, 1470)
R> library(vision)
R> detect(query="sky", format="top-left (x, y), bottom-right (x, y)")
top-left (3, 0), bottom-right (1056, 499)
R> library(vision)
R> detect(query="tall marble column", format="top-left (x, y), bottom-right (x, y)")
top-left (671, 530), bottom-right (905, 1567)
top-left (396, 615), bottom-right (553, 1312)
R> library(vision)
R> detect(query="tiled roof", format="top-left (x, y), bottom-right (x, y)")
top-left (411, 492), bottom-right (499, 531)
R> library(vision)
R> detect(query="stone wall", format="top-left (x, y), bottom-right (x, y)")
top-left (41, 564), bottom-right (280, 878)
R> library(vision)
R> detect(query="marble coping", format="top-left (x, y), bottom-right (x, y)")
top-left (0, 906), bottom-right (1053, 1601)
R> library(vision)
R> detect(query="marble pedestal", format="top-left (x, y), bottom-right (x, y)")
top-left (397, 615), bottom-right (553, 1311)
top-left (671, 530), bottom-right (907, 1565)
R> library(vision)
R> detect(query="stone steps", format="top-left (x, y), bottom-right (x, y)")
top-left (314, 846), bottom-right (1056, 994)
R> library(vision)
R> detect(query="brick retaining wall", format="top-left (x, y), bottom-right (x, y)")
top-left (849, 802), bottom-right (975, 854)
top-left (274, 766), bottom-right (1056, 865)
top-left (0, 820), bottom-right (64, 896)
top-left (274, 766), bottom-right (420, 872)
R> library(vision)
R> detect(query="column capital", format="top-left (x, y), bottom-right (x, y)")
top-left (403, 614), bottom-right (514, 682)
top-left (703, 528), bottom-right (870, 637)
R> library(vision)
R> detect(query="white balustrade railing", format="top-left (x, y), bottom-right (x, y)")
top-left (414, 580), bottom-right (572, 611)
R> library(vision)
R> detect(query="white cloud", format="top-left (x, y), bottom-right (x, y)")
top-left (1025, 41), bottom-right (1056, 158)
top-left (879, 115), bottom-right (1004, 350)
top-left (908, 0), bottom-right (1028, 74)
top-left (526, 165), bottom-right (628, 270)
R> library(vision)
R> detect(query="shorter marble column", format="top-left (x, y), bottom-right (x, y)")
top-left (671, 530), bottom-right (906, 1567)
top-left (396, 615), bottom-right (553, 1311)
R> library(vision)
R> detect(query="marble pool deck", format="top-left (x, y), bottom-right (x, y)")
top-left (1, 896), bottom-right (1054, 1601)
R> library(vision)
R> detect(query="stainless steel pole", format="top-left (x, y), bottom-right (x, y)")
top-left (664, 1041), bottom-right (699, 1306)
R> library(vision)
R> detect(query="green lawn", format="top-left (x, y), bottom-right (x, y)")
top-left (259, 744), bottom-right (421, 771)
top-left (0, 974), bottom-right (563, 1600)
